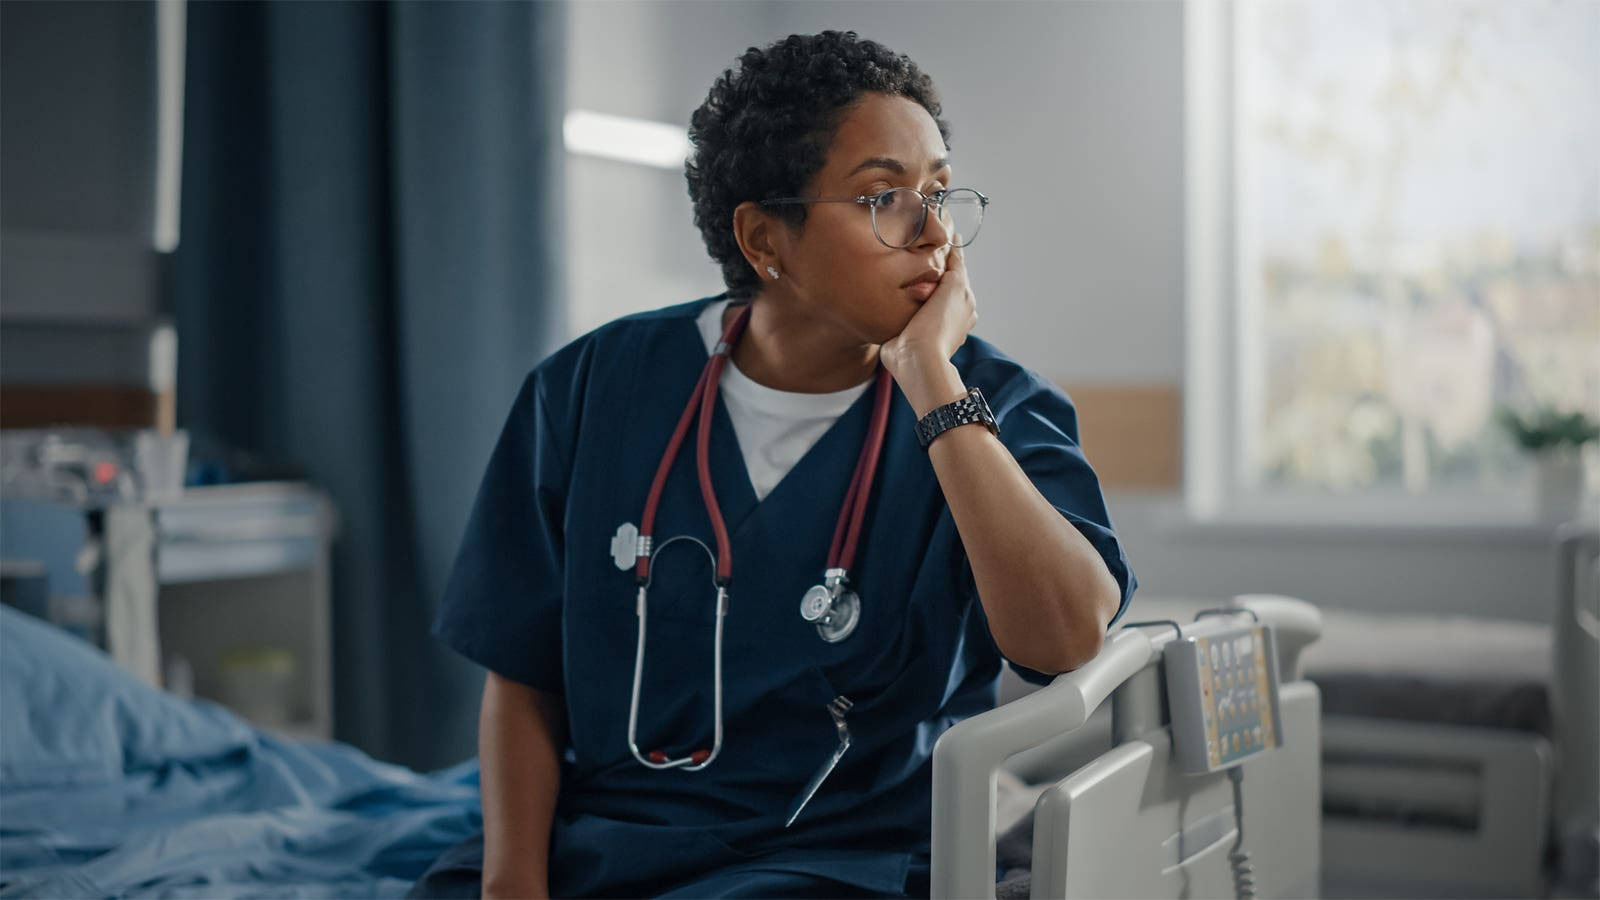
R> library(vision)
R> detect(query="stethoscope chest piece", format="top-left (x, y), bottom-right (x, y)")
top-left (800, 585), bottom-right (833, 622)
top-left (800, 569), bottom-right (861, 643)
top-left (817, 589), bottom-right (860, 643)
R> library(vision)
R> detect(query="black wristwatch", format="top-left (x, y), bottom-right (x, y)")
top-left (915, 386), bottom-right (999, 449)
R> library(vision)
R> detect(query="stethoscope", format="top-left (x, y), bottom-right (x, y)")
top-left (608, 301), bottom-right (893, 771)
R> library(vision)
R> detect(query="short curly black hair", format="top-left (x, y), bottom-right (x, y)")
top-left (685, 31), bottom-right (952, 300)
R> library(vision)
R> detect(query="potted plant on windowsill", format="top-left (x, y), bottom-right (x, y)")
top-left (1497, 406), bottom-right (1599, 524)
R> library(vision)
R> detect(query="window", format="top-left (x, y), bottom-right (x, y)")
top-left (1186, 0), bottom-right (1599, 523)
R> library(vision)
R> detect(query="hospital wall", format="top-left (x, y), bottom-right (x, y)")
top-left (566, 0), bottom-right (1565, 625)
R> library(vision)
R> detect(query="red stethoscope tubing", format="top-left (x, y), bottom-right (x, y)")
top-left (830, 372), bottom-right (892, 572)
top-left (635, 302), bottom-right (893, 586)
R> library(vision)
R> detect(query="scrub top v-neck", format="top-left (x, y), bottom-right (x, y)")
top-left (431, 292), bottom-right (1138, 898)
top-left (694, 296), bottom-right (874, 504)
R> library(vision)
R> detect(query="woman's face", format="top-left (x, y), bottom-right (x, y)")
top-left (770, 91), bottom-right (955, 344)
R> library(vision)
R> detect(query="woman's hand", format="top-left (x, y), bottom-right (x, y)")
top-left (880, 239), bottom-right (976, 417)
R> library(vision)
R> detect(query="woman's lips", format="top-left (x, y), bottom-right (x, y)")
top-left (905, 280), bottom-right (938, 301)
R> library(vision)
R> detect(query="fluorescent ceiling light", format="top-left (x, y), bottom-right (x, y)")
top-left (564, 109), bottom-right (690, 169)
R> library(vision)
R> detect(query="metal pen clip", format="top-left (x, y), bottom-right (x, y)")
top-left (784, 696), bottom-right (853, 828)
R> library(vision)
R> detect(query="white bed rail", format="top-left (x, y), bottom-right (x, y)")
top-left (931, 594), bottom-right (1323, 899)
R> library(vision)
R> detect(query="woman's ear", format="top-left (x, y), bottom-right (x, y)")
top-left (732, 201), bottom-right (782, 281)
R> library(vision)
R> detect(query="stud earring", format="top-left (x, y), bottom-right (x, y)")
top-left (766, 266), bottom-right (780, 280)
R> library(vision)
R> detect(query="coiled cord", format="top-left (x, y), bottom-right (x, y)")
top-left (1227, 766), bottom-right (1257, 900)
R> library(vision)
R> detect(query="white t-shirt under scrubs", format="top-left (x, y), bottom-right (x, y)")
top-left (695, 297), bottom-right (873, 502)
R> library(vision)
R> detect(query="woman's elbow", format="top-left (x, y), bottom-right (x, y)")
top-left (1047, 582), bottom-right (1119, 672)
top-left (1010, 618), bottom-right (1107, 676)
top-left (1050, 628), bottom-right (1107, 675)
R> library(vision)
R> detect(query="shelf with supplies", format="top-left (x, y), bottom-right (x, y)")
top-left (1, 480), bottom-right (340, 740)
top-left (151, 480), bottom-right (336, 583)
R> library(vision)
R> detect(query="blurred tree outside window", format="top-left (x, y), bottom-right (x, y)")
top-left (1233, 0), bottom-right (1598, 502)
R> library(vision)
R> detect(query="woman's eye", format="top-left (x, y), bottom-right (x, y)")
top-left (870, 187), bottom-right (944, 208)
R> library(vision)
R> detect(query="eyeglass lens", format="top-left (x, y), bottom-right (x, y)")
top-left (873, 188), bottom-right (984, 249)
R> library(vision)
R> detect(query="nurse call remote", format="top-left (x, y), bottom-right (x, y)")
top-left (1163, 619), bottom-right (1285, 774)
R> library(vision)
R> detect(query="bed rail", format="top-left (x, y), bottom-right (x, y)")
top-left (931, 594), bottom-right (1322, 899)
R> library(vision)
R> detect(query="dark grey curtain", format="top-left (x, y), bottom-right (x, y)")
top-left (173, 0), bottom-right (567, 771)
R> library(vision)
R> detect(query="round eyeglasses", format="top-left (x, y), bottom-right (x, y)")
top-left (759, 187), bottom-right (989, 250)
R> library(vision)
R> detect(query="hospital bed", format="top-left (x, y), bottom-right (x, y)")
top-left (1553, 523), bottom-right (1600, 899)
top-left (933, 593), bottom-right (1324, 899)
top-left (1304, 606), bottom-right (1556, 899)
top-left (962, 557), bottom-right (1595, 900)
top-left (1293, 523), bottom-right (1597, 900)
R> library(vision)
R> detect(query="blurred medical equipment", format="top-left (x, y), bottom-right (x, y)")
top-left (0, 479), bottom-right (338, 739)
top-left (1, 427), bottom-right (144, 507)
top-left (615, 303), bottom-right (893, 772)
top-left (933, 594), bottom-right (1322, 899)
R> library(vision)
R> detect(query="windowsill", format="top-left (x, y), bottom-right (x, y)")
top-left (1149, 498), bottom-right (1599, 544)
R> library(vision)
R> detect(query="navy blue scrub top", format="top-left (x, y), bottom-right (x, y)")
top-left (432, 293), bottom-right (1138, 898)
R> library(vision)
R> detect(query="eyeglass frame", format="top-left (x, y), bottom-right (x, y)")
top-left (757, 187), bottom-right (990, 249)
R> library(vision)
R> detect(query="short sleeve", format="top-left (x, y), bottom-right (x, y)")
top-left (432, 368), bottom-right (570, 692)
top-left (958, 372), bottom-right (1139, 686)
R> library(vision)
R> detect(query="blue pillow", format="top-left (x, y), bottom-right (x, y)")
top-left (0, 605), bottom-right (255, 790)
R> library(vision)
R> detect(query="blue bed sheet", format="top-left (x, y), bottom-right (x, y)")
top-left (0, 605), bottom-right (481, 898)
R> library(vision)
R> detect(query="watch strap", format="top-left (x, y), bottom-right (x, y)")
top-left (915, 386), bottom-right (999, 449)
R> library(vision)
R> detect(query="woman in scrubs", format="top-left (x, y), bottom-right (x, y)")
top-left (410, 29), bottom-right (1136, 900)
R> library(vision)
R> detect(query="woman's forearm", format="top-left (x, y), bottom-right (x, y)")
top-left (899, 356), bottom-right (1122, 674)
top-left (479, 672), bottom-right (566, 899)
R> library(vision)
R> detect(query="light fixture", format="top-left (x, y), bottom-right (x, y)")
top-left (563, 109), bottom-right (690, 170)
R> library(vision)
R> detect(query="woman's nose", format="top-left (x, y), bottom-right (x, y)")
top-left (915, 199), bottom-right (954, 248)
